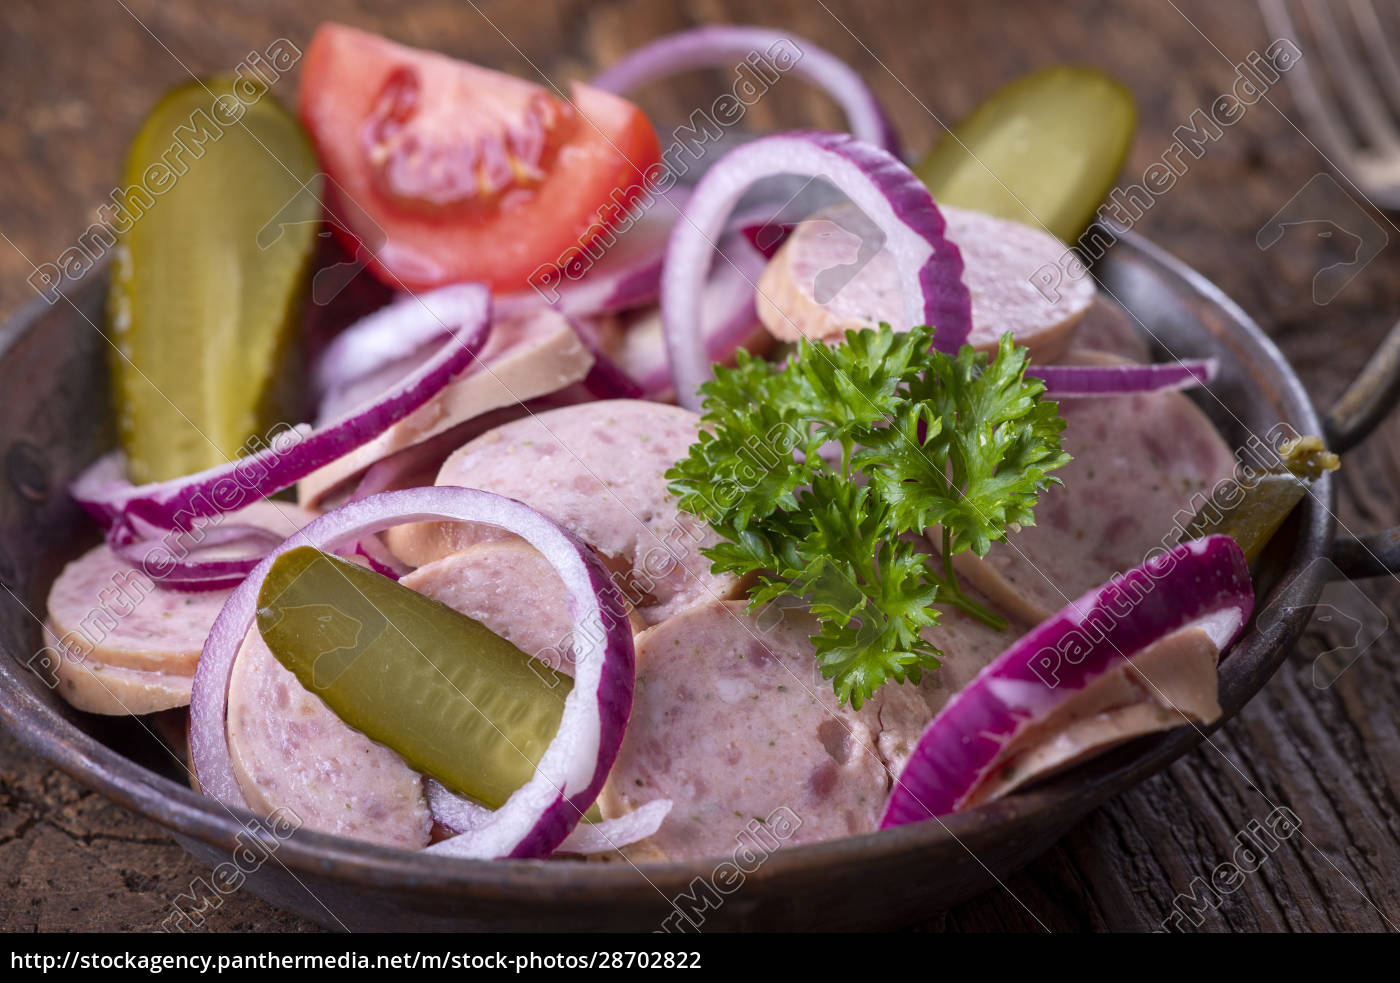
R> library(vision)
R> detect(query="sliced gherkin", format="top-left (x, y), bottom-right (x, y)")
top-left (1181, 436), bottom-right (1339, 562)
top-left (109, 76), bottom-right (321, 483)
top-left (256, 547), bottom-right (574, 811)
top-left (916, 66), bottom-right (1136, 244)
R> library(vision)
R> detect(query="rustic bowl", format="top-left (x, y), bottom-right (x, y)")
top-left (0, 229), bottom-right (1392, 931)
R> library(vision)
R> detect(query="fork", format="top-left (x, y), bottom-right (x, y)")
top-left (1260, 0), bottom-right (1400, 452)
top-left (1260, 0), bottom-right (1400, 210)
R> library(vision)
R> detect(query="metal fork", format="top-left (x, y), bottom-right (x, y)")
top-left (1261, 0), bottom-right (1400, 210)
top-left (1260, 1), bottom-right (1400, 453)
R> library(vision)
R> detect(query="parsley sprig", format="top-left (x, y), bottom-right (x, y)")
top-left (666, 325), bottom-right (1071, 708)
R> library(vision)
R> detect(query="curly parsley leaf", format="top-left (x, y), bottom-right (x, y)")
top-left (665, 324), bottom-right (1070, 707)
top-left (858, 333), bottom-right (1071, 556)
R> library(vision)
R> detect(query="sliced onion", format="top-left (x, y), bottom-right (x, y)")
top-left (591, 25), bottom-right (901, 155)
top-left (880, 534), bottom-right (1253, 825)
top-left (312, 284), bottom-right (485, 399)
top-left (662, 130), bottom-right (969, 410)
top-left (336, 385), bottom-right (597, 511)
top-left (619, 231), bottom-right (769, 397)
top-left (570, 317), bottom-right (644, 399)
top-left (741, 220), bottom-right (795, 259)
top-left (109, 518), bottom-right (286, 593)
top-left (106, 500), bottom-right (348, 594)
top-left (427, 780), bottom-right (671, 855)
top-left (344, 428), bottom-right (472, 507)
top-left (71, 285), bottom-right (491, 542)
top-left (190, 486), bottom-right (635, 860)
top-left (551, 799), bottom-right (671, 855)
top-left (1031, 358), bottom-right (1218, 397)
top-left (349, 535), bottom-right (409, 581)
top-left (493, 187), bottom-right (692, 322)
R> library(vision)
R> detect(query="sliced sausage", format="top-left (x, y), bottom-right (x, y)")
top-left (45, 500), bottom-right (317, 680)
top-left (385, 399), bottom-right (742, 625)
top-left (944, 351), bottom-right (1237, 625)
top-left (756, 203), bottom-right (1095, 362)
top-left (43, 624), bottom-right (193, 716)
top-left (1070, 297), bottom-right (1151, 362)
top-left (873, 599), bottom-right (1017, 778)
top-left (46, 545), bottom-right (230, 677)
top-left (226, 630), bottom-right (433, 850)
top-left (600, 599), bottom-right (916, 861)
top-left (399, 539), bottom-right (644, 675)
top-left (299, 308), bottom-right (595, 509)
top-left (613, 304), bottom-right (771, 403)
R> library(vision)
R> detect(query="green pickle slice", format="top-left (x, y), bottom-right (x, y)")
top-left (1181, 436), bottom-right (1340, 562)
top-left (916, 66), bottom-right (1136, 243)
top-left (110, 77), bottom-right (322, 483)
top-left (257, 547), bottom-right (577, 812)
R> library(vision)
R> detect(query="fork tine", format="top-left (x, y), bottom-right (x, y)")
top-left (1349, 0), bottom-right (1400, 110)
top-left (1259, 0), bottom-right (1362, 166)
top-left (1304, 0), bottom-right (1400, 151)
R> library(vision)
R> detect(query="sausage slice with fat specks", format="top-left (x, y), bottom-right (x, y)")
top-left (386, 399), bottom-right (742, 624)
top-left (42, 623), bottom-right (193, 716)
top-left (599, 599), bottom-right (917, 861)
top-left (756, 204), bottom-right (1095, 362)
top-left (941, 350), bottom-right (1237, 626)
top-left (45, 546), bottom-right (231, 678)
top-left (399, 539), bottom-right (645, 676)
top-left (226, 630), bottom-right (434, 850)
top-left (1070, 297), bottom-right (1151, 362)
top-left (299, 308), bottom-right (594, 509)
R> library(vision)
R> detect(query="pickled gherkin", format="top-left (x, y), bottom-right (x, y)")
top-left (1181, 435), bottom-right (1339, 562)
top-left (256, 547), bottom-right (574, 811)
top-left (916, 66), bottom-right (1136, 244)
top-left (109, 77), bottom-right (322, 483)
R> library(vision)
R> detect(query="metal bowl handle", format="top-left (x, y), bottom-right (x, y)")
top-left (1324, 318), bottom-right (1400, 578)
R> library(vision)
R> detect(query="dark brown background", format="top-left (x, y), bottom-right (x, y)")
top-left (1, 0), bottom-right (1397, 932)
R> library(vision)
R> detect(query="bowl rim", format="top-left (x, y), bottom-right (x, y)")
top-left (0, 228), bottom-right (1333, 905)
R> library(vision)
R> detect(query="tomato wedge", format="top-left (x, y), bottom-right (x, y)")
top-left (298, 23), bottom-right (662, 292)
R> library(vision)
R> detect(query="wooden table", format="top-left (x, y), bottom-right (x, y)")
top-left (1, 0), bottom-right (1396, 933)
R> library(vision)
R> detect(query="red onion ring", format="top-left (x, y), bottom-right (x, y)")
top-left (190, 486), bottom-right (635, 859)
top-left (331, 385), bottom-right (599, 512)
top-left (70, 285), bottom-right (491, 543)
top-left (591, 25), bottom-right (902, 156)
top-left (348, 534), bottom-right (409, 581)
top-left (619, 231), bottom-right (768, 398)
top-left (1030, 358), bottom-right (1219, 397)
top-left (569, 317), bottom-right (644, 399)
top-left (662, 131), bottom-right (970, 410)
top-left (880, 534), bottom-right (1253, 825)
top-left (108, 517), bottom-right (286, 593)
top-left (312, 285), bottom-right (485, 400)
top-left (493, 188), bottom-right (692, 323)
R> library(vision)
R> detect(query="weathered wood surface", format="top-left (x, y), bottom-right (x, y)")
top-left (0, 0), bottom-right (1396, 932)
